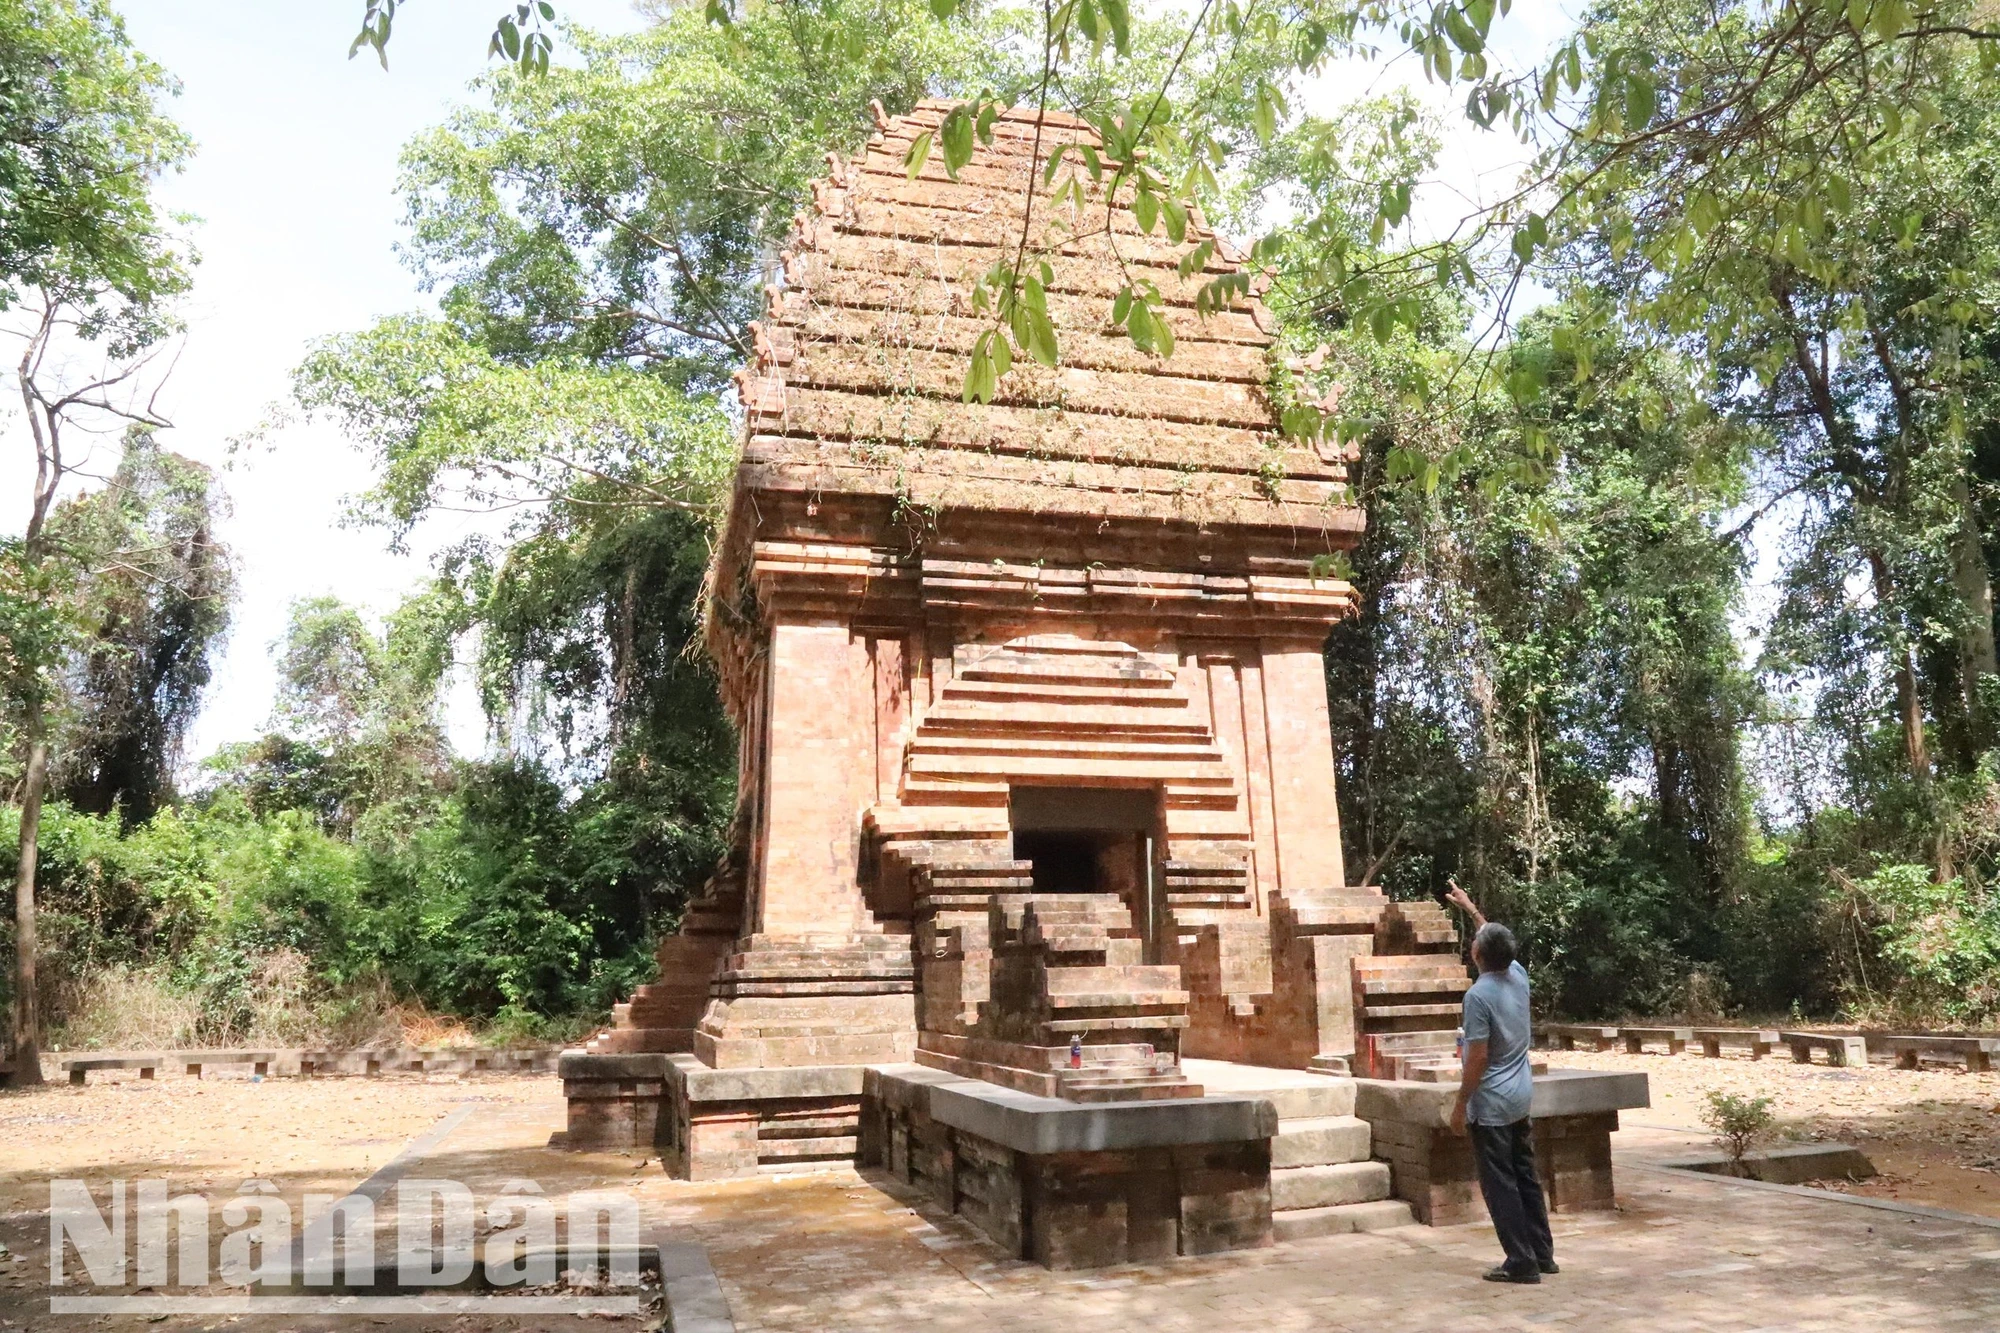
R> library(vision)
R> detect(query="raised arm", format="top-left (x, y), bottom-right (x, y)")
top-left (1445, 877), bottom-right (1486, 930)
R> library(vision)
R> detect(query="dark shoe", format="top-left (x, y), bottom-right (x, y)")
top-left (1538, 1260), bottom-right (1560, 1275)
top-left (1483, 1265), bottom-right (1541, 1284)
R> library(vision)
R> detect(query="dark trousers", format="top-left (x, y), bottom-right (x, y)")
top-left (1469, 1119), bottom-right (1554, 1274)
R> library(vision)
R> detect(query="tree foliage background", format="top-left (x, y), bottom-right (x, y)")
top-left (10, 0), bottom-right (2000, 1051)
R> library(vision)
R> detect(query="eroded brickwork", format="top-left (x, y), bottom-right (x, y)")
top-left (565, 103), bottom-right (1472, 1189)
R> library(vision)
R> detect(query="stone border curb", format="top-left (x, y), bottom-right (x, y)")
top-left (1628, 1161), bottom-right (2000, 1230)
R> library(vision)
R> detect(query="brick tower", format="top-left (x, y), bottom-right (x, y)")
top-left (559, 100), bottom-right (1468, 1173)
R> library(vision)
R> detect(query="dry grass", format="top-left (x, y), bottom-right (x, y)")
top-left (49, 953), bottom-right (405, 1052)
top-left (46, 954), bottom-right (583, 1053)
top-left (48, 965), bottom-right (206, 1050)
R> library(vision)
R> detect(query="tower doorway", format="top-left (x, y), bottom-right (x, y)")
top-left (1008, 786), bottom-right (1164, 959)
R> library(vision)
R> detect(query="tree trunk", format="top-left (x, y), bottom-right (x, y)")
top-left (1865, 551), bottom-right (1932, 786)
top-left (10, 701), bottom-right (47, 1087)
top-left (1948, 471), bottom-right (1998, 746)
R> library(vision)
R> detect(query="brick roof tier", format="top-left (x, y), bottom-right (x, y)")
top-left (706, 100), bottom-right (1364, 718)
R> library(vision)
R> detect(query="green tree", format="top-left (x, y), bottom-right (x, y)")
top-left (49, 432), bottom-right (233, 827)
top-left (2, 0), bottom-right (192, 1085)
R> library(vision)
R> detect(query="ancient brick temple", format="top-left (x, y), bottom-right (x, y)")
top-left (557, 100), bottom-right (1642, 1266)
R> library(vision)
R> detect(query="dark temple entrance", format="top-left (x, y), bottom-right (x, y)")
top-left (1009, 786), bottom-right (1164, 958)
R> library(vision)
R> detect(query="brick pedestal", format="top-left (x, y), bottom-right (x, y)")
top-left (865, 1064), bottom-right (1275, 1269)
top-left (1353, 1070), bottom-right (1647, 1225)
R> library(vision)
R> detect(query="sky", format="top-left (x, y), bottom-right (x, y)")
top-left (0, 0), bottom-right (653, 762)
top-left (2, 0), bottom-right (1578, 772)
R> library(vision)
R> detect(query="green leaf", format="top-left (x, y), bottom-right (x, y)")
top-left (1871, 0), bottom-right (1910, 39)
top-left (930, 0), bottom-right (959, 16)
top-left (1177, 239), bottom-right (1215, 279)
top-left (965, 331), bottom-right (997, 403)
top-left (1444, 7), bottom-right (1484, 53)
top-left (1043, 144), bottom-right (1070, 186)
top-left (905, 131), bottom-right (934, 180)
top-left (1101, 0), bottom-right (1131, 54)
top-left (1133, 187), bottom-right (1159, 234)
top-left (1026, 307), bottom-right (1059, 365)
top-left (941, 108), bottom-right (975, 179)
top-left (1160, 194), bottom-right (1187, 245)
top-left (1625, 74), bottom-right (1656, 128)
top-left (1252, 80), bottom-right (1281, 144)
top-left (1126, 300), bottom-right (1155, 353)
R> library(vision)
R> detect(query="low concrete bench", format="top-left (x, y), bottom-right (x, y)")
top-left (299, 1046), bottom-right (556, 1076)
top-left (1691, 1028), bottom-right (1779, 1059)
top-left (1866, 1034), bottom-right (2000, 1072)
top-left (63, 1056), bottom-right (159, 1085)
top-left (178, 1051), bottom-right (276, 1079)
top-left (1778, 1031), bottom-right (1868, 1067)
top-left (1620, 1026), bottom-right (1693, 1055)
top-left (1544, 1024), bottom-right (1622, 1052)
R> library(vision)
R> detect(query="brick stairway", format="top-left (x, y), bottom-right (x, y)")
top-left (582, 873), bottom-right (744, 1054)
top-left (1351, 899), bottom-right (1472, 1079)
top-left (1186, 1062), bottom-right (1415, 1239)
top-left (1266, 1077), bottom-right (1415, 1238)
top-left (1016, 894), bottom-right (1199, 1101)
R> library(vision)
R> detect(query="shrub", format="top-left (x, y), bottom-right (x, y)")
top-left (1701, 1090), bottom-right (1775, 1168)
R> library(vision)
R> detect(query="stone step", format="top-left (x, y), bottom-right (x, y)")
top-left (1353, 954), bottom-right (1463, 972)
top-left (920, 710), bottom-right (1214, 738)
top-left (1270, 1161), bottom-right (1392, 1211)
top-left (933, 680), bottom-right (1182, 707)
top-left (1162, 870), bottom-right (1250, 887)
top-left (1357, 975), bottom-right (1471, 996)
top-left (1042, 1014), bottom-right (1192, 1033)
top-left (1059, 1079), bottom-right (1204, 1103)
top-left (1271, 1199), bottom-right (1416, 1241)
top-left (1043, 991), bottom-right (1190, 1010)
top-left (1271, 1115), bottom-right (1373, 1169)
top-left (1258, 1080), bottom-right (1356, 1121)
top-left (757, 1135), bottom-right (859, 1164)
top-left (1362, 1003), bottom-right (1465, 1021)
top-left (911, 736), bottom-right (1228, 763)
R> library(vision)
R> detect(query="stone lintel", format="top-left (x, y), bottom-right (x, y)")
top-left (558, 1050), bottom-right (669, 1082)
top-left (1354, 1069), bottom-right (1650, 1127)
top-left (665, 1052), bottom-right (869, 1103)
top-left (869, 1063), bottom-right (1275, 1154)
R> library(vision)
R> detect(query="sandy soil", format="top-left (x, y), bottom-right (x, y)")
top-left (0, 1069), bottom-right (653, 1331)
top-left (1545, 1046), bottom-right (2000, 1217)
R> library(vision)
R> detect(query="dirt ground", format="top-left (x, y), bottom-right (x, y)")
top-left (1545, 1046), bottom-right (2000, 1216)
top-left (0, 1069), bottom-right (656, 1331)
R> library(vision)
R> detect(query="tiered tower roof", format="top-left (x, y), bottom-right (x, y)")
top-left (729, 98), bottom-right (1359, 532)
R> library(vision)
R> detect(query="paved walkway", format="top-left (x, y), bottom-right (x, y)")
top-left (343, 1091), bottom-right (2000, 1331)
top-left (645, 1125), bottom-right (2000, 1332)
top-left (6, 1077), bottom-right (1996, 1330)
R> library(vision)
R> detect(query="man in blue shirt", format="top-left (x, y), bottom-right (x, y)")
top-left (1449, 915), bottom-right (1556, 1284)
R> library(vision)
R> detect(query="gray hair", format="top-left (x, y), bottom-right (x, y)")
top-left (1472, 922), bottom-right (1517, 972)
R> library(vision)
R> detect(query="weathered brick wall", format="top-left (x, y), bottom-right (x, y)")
top-left (867, 1092), bottom-right (1272, 1269)
top-left (1371, 1112), bottom-right (1619, 1226)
